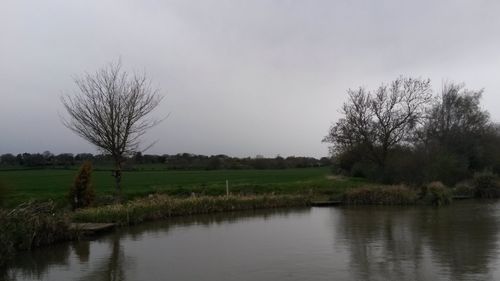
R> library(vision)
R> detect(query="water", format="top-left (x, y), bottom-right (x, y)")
top-left (4, 200), bottom-right (500, 281)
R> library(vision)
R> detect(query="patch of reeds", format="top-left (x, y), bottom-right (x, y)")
top-left (453, 181), bottom-right (475, 197)
top-left (342, 185), bottom-right (418, 205)
top-left (0, 201), bottom-right (74, 267)
top-left (420, 181), bottom-right (453, 206)
top-left (73, 194), bottom-right (310, 225)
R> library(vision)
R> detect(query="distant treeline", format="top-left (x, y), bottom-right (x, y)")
top-left (0, 152), bottom-right (331, 170)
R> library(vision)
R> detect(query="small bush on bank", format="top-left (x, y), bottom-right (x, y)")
top-left (420, 182), bottom-right (452, 206)
top-left (73, 194), bottom-right (310, 225)
top-left (0, 201), bottom-right (74, 267)
top-left (342, 185), bottom-right (417, 205)
top-left (68, 161), bottom-right (95, 210)
top-left (453, 181), bottom-right (475, 197)
top-left (473, 171), bottom-right (500, 198)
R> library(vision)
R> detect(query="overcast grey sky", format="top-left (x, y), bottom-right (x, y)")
top-left (1, 0), bottom-right (500, 158)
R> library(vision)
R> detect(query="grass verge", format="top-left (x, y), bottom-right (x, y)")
top-left (73, 194), bottom-right (311, 225)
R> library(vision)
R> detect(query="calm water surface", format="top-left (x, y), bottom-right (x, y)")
top-left (4, 200), bottom-right (500, 281)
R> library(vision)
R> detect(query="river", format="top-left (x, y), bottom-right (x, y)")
top-left (3, 200), bottom-right (500, 280)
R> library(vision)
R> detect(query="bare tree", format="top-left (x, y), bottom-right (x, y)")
top-left (425, 82), bottom-right (489, 141)
top-left (323, 77), bottom-right (433, 168)
top-left (61, 61), bottom-right (163, 198)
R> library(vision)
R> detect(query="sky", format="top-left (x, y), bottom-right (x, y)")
top-left (1, 0), bottom-right (500, 158)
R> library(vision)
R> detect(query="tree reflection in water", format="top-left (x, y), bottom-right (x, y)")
top-left (79, 235), bottom-right (130, 281)
top-left (3, 203), bottom-right (498, 281)
top-left (0, 208), bottom-right (308, 281)
top-left (334, 201), bottom-right (500, 280)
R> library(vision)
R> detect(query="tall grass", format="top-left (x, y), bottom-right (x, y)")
top-left (0, 201), bottom-right (74, 267)
top-left (420, 181), bottom-right (453, 206)
top-left (342, 185), bottom-right (418, 205)
top-left (73, 194), bottom-right (310, 225)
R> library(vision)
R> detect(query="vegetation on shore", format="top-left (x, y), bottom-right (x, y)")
top-left (0, 201), bottom-right (75, 267)
top-left (72, 194), bottom-right (311, 225)
top-left (68, 161), bottom-right (95, 210)
top-left (342, 185), bottom-right (418, 205)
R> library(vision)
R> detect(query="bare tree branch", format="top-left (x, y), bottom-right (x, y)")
top-left (323, 76), bottom-right (432, 167)
top-left (61, 61), bottom-right (164, 197)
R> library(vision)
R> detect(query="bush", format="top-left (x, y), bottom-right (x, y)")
top-left (473, 171), bottom-right (500, 198)
top-left (453, 181), bottom-right (475, 197)
top-left (421, 181), bottom-right (452, 206)
top-left (69, 161), bottom-right (95, 210)
top-left (342, 185), bottom-right (417, 205)
top-left (0, 201), bottom-right (73, 266)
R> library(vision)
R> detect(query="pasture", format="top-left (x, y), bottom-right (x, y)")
top-left (0, 167), bottom-right (365, 207)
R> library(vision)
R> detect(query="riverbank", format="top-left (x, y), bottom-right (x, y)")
top-left (0, 194), bottom-right (311, 266)
top-left (72, 194), bottom-right (311, 225)
top-left (0, 182), bottom-right (485, 267)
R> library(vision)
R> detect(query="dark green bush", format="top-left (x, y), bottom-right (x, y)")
top-left (421, 181), bottom-right (452, 206)
top-left (68, 161), bottom-right (95, 210)
top-left (473, 171), bottom-right (500, 198)
top-left (342, 185), bottom-right (417, 205)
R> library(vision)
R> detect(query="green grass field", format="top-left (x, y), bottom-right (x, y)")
top-left (0, 167), bottom-right (367, 207)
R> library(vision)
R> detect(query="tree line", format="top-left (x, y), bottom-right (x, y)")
top-left (0, 152), bottom-right (330, 170)
top-left (324, 77), bottom-right (500, 186)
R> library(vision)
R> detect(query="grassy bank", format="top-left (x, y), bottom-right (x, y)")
top-left (73, 194), bottom-right (311, 225)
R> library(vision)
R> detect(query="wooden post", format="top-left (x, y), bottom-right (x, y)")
top-left (226, 180), bottom-right (229, 197)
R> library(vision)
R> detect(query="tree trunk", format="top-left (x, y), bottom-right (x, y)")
top-left (113, 160), bottom-right (123, 201)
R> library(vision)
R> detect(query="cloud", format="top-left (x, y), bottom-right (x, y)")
top-left (1, 0), bottom-right (500, 157)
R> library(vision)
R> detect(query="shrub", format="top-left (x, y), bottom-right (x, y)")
top-left (0, 201), bottom-right (73, 266)
top-left (473, 171), bottom-right (500, 198)
top-left (69, 161), bottom-right (95, 210)
top-left (453, 181), bottom-right (475, 197)
top-left (421, 181), bottom-right (452, 206)
top-left (342, 185), bottom-right (417, 205)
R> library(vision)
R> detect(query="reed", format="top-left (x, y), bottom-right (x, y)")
top-left (342, 185), bottom-right (418, 205)
top-left (420, 181), bottom-right (452, 206)
top-left (0, 201), bottom-right (74, 267)
top-left (73, 194), bottom-right (310, 225)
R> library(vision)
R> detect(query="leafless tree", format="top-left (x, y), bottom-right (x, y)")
top-left (61, 61), bottom-right (163, 198)
top-left (425, 82), bottom-right (489, 141)
top-left (323, 77), bottom-right (433, 168)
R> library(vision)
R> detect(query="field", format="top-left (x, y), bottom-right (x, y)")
top-left (0, 167), bottom-right (366, 207)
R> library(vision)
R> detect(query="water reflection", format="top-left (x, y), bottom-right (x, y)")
top-left (335, 201), bottom-right (500, 280)
top-left (2, 208), bottom-right (308, 281)
top-left (3, 203), bottom-right (500, 280)
top-left (78, 237), bottom-right (130, 281)
top-left (2, 242), bottom-right (71, 281)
